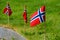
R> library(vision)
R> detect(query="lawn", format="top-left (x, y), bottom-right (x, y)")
top-left (0, 0), bottom-right (60, 40)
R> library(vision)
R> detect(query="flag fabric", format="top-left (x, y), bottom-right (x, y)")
top-left (30, 6), bottom-right (45, 27)
top-left (23, 9), bottom-right (27, 23)
top-left (3, 3), bottom-right (12, 16)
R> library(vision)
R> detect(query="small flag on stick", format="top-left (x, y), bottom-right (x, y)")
top-left (23, 6), bottom-right (27, 23)
top-left (30, 6), bottom-right (45, 27)
top-left (3, 2), bottom-right (12, 27)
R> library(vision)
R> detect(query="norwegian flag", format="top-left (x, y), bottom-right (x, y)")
top-left (30, 6), bottom-right (45, 27)
top-left (23, 9), bottom-right (27, 23)
top-left (3, 3), bottom-right (12, 16)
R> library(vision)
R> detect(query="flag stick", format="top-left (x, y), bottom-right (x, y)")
top-left (43, 0), bottom-right (46, 40)
top-left (44, 9), bottom-right (46, 40)
top-left (24, 5), bottom-right (27, 31)
top-left (7, 2), bottom-right (10, 27)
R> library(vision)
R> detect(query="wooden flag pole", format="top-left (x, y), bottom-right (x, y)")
top-left (42, 7), bottom-right (46, 40)
top-left (44, 6), bottom-right (46, 40)
top-left (43, 0), bottom-right (46, 40)
top-left (24, 5), bottom-right (26, 31)
top-left (7, 2), bottom-right (10, 27)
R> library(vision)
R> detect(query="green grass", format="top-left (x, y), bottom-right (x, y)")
top-left (0, 0), bottom-right (60, 40)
